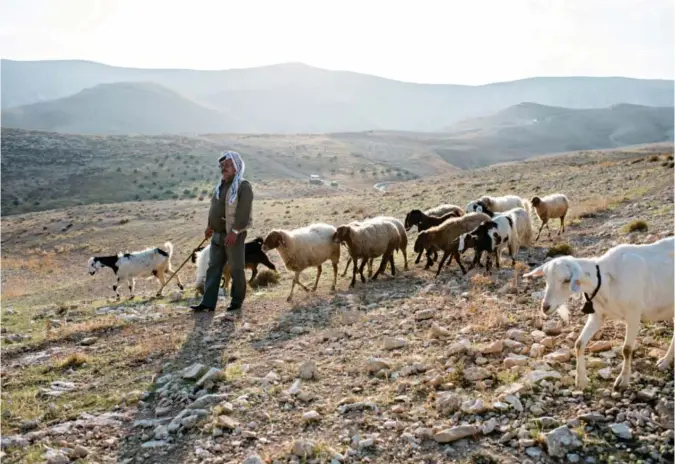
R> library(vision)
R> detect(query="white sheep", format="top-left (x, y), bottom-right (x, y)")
top-left (334, 217), bottom-right (402, 287)
top-left (524, 236), bottom-right (675, 389)
top-left (466, 195), bottom-right (525, 214)
top-left (458, 214), bottom-right (517, 273)
top-left (87, 242), bottom-right (183, 299)
top-left (530, 193), bottom-right (570, 241)
top-left (261, 223), bottom-right (340, 302)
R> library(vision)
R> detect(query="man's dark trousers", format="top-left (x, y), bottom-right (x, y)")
top-left (200, 231), bottom-right (247, 309)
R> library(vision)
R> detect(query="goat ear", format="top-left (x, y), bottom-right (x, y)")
top-left (523, 264), bottom-right (545, 278)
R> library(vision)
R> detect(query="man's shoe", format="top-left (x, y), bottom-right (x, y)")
top-left (190, 304), bottom-right (215, 312)
top-left (226, 303), bottom-right (242, 312)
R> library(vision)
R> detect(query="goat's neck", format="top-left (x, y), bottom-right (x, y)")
top-left (575, 258), bottom-right (603, 295)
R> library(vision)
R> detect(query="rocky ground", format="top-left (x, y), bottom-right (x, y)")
top-left (1, 147), bottom-right (673, 464)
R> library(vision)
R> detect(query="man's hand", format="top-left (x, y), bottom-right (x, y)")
top-left (224, 231), bottom-right (237, 247)
top-left (204, 227), bottom-right (213, 240)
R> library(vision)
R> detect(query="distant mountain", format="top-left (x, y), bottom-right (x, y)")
top-left (1, 82), bottom-right (245, 135)
top-left (1, 59), bottom-right (673, 133)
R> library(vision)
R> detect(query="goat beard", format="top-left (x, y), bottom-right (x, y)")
top-left (556, 305), bottom-right (570, 325)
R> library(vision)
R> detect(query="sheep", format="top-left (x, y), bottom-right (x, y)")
top-left (404, 208), bottom-right (465, 268)
top-left (468, 203), bottom-right (534, 248)
top-left (261, 223), bottom-right (340, 302)
top-left (413, 212), bottom-right (491, 277)
top-left (404, 204), bottom-right (464, 231)
top-left (334, 218), bottom-right (402, 287)
top-left (466, 195), bottom-right (525, 214)
top-left (530, 193), bottom-right (570, 241)
top-left (342, 216), bottom-right (409, 278)
top-left (87, 242), bottom-right (183, 299)
top-left (523, 236), bottom-right (675, 390)
top-left (194, 237), bottom-right (277, 295)
top-left (457, 214), bottom-right (518, 274)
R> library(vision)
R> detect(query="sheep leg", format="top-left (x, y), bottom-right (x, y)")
top-left (358, 258), bottom-right (368, 284)
top-left (129, 278), bottom-right (135, 299)
top-left (249, 265), bottom-right (258, 284)
top-left (546, 221), bottom-right (552, 239)
top-left (614, 315), bottom-right (641, 389)
top-left (342, 257), bottom-right (352, 277)
top-left (508, 242), bottom-right (516, 267)
top-left (388, 253), bottom-right (396, 277)
top-left (367, 258), bottom-right (374, 278)
top-left (415, 250), bottom-right (425, 265)
top-left (494, 249), bottom-right (501, 269)
top-left (574, 313), bottom-right (604, 389)
top-left (312, 265), bottom-right (322, 292)
top-left (371, 251), bottom-right (392, 280)
top-left (287, 275), bottom-right (297, 302)
top-left (657, 333), bottom-right (674, 370)
top-left (424, 249), bottom-right (435, 270)
top-left (113, 277), bottom-right (121, 300)
top-left (535, 220), bottom-right (547, 242)
top-left (559, 215), bottom-right (566, 235)
top-left (435, 251), bottom-right (450, 277)
top-left (402, 247), bottom-right (408, 271)
top-left (330, 260), bottom-right (338, 292)
top-left (469, 250), bottom-right (482, 271)
top-left (453, 251), bottom-right (467, 275)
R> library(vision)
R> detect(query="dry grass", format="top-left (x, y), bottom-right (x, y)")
top-left (250, 269), bottom-right (281, 288)
top-left (624, 219), bottom-right (649, 233)
top-left (546, 243), bottom-right (574, 258)
top-left (569, 197), bottom-right (613, 219)
top-left (54, 352), bottom-right (92, 370)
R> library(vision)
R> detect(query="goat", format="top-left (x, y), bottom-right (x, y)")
top-left (87, 242), bottom-right (183, 299)
top-left (458, 215), bottom-right (517, 274)
top-left (524, 237), bottom-right (675, 389)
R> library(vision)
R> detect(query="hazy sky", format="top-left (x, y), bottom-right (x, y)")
top-left (0, 0), bottom-right (673, 84)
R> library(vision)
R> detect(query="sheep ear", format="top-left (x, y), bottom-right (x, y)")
top-left (523, 264), bottom-right (545, 278)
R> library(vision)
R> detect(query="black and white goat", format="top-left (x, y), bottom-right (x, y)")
top-left (457, 215), bottom-right (517, 273)
top-left (88, 242), bottom-right (183, 299)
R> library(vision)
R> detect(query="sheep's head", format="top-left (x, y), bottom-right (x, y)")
top-left (334, 225), bottom-right (352, 244)
top-left (87, 257), bottom-right (102, 275)
top-left (531, 196), bottom-right (542, 207)
top-left (524, 257), bottom-right (594, 322)
top-left (262, 231), bottom-right (285, 251)
top-left (457, 232), bottom-right (477, 254)
top-left (252, 236), bottom-right (264, 245)
top-left (404, 210), bottom-right (422, 230)
top-left (474, 201), bottom-right (494, 217)
top-left (413, 232), bottom-right (429, 254)
top-left (478, 196), bottom-right (492, 208)
top-left (466, 201), bottom-right (479, 213)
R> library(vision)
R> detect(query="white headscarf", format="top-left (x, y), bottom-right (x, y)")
top-left (215, 150), bottom-right (245, 205)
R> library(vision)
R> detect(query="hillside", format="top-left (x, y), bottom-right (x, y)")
top-left (0, 128), bottom-right (453, 216)
top-left (2, 59), bottom-right (673, 133)
top-left (0, 82), bottom-right (246, 135)
top-left (1, 145), bottom-right (673, 463)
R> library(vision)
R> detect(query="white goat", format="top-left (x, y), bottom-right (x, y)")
top-left (524, 237), bottom-right (675, 389)
top-left (262, 223), bottom-right (340, 302)
top-left (87, 242), bottom-right (183, 299)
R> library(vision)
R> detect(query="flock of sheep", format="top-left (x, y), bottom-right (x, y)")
top-left (86, 191), bottom-right (675, 390)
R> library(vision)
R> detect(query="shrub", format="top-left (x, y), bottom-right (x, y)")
top-left (649, 155), bottom-right (660, 162)
top-left (250, 269), bottom-right (280, 288)
top-left (546, 243), bottom-right (573, 258)
top-left (624, 219), bottom-right (648, 233)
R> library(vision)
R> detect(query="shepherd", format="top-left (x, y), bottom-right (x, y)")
top-left (190, 150), bottom-right (254, 312)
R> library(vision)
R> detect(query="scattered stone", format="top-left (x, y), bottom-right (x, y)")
top-left (299, 360), bottom-right (318, 380)
top-left (609, 423), bottom-right (633, 440)
top-left (70, 445), bottom-right (89, 459)
top-left (434, 425), bottom-right (479, 443)
top-left (448, 339), bottom-right (472, 355)
top-left (141, 440), bottom-right (169, 449)
top-left (507, 329), bottom-right (531, 343)
top-left (482, 418), bottom-right (498, 435)
top-left (79, 336), bottom-right (98, 346)
top-left (598, 367), bottom-right (613, 380)
top-left (367, 357), bottom-right (391, 374)
top-left (44, 449), bottom-right (70, 464)
top-left (243, 454), bottom-right (264, 464)
top-left (523, 370), bottom-right (561, 385)
top-left (195, 367), bottom-right (224, 387)
top-left (463, 367), bottom-right (491, 381)
top-left (637, 388), bottom-right (658, 402)
top-left (480, 340), bottom-right (504, 354)
top-left (544, 426), bottom-right (582, 457)
top-left (288, 379), bottom-right (302, 395)
top-left (181, 363), bottom-right (208, 379)
top-left (544, 348), bottom-right (571, 363)
top-left (430, 323), bottom-right (451, 339)
top-left (188, 394), bottom-right (230, 410)
top-left (292, 439), bottom-right (316, 457)
top-left (504, 354), bottom-right (529, 368)
top-left (531, 330), bottom-right (547, 342)
top-left (415, 309), bottom-right (436, 321)
top-left (588, 341), bottom-right (612, 352)
top-left (543, 320), bottom-right (563, 335)
top-left (383, 337), bottom-right (408, 350)
top-left (303, 410), bottom-right (321, 422)
top-left (530, 343), bottom-right (546, 358)
top-left (461, 398), bottom-right (487, 414)
top-left (436, 393), bottom-right (462, 415)
top-left (526, 447), bottom-right (543, 458)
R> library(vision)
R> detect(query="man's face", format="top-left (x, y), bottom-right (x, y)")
top-left (220, 158), bottom-right (236, 181)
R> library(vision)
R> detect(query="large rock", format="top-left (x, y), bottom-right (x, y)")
top-left (544, 426), bottom-right (582, 457)
top-left (383, 337), bottom-right (408, 350)
top-left (299, 361), bottom-right (317, 380)
top-left (463, 367), bottom-right (491, 381)
top-left (435, 393), bottom-right (462, 415)
top-left (609, 423), bottom-right (632, 440)
top-left (544, 348), bottom-right (571, 363)
top-left (504, 354), bottom-right (529, 368)
top-left (182, 363), bottom-right (208, 379)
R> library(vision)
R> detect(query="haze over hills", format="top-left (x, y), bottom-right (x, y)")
top-left (1, 59), bottom-right (673, 133)
top-left (2, 98), bottom-right (673, 215)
